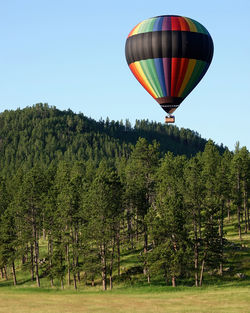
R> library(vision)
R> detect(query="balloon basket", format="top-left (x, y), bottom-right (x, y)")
top-left (165, 116), bottom-right (175, 123)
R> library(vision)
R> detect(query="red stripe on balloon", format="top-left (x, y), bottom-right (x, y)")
top-left (171, 58), bottom-right (181, 96)
top-left (175, 58), bottom-right (189, 96)
top-left (171, 16), bottom-right (181, 31)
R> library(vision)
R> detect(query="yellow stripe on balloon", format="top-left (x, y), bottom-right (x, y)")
top-left (131, 21), bottom-right (143, 36)
top-left (136, 20), bottom-right (148, 34)
top-left (134, 61), bottom-right (158, 98)
top-left (178, 59), bottom-right (197, 97)
top-left (183, 17), bottom-right (197, 32)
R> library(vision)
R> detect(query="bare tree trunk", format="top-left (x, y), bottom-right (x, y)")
top-left (243, 183), bottom-right (248, 233)
top-left (73, 273), bottom-right (77, 290)
top-left (12, 262), bottom-right (17, 286)
top-left (32, 218), bottom-right (40, 288)
top-left (147, 273), bottom-right (150, 284)
top-left (219, 201), bottom-right (224, 275)
top-left (171, 276), bottom-right (176, 287)
top-left (22, 253), bottom-right (26, 265)
top-left (198, 208), bottom-right (202, 239)
top-left (66, 243), bottom-right (71, 286)
top-left (143, 223), bottom-right (148, 276)
top-left (0, 268), bottom-right (3, 279)
top-left (34, 239), bottom-right (40, 287)
top-left (61, 278), bottom-right (64, 290)
top-left (247, 204), bottom-right (250, 231)
top-left (48, 238), bottom-right (54, 287)
top-left (75, 230), bottom-right (80, 283)
top-left (101, 244), bottom-right (107, 291)
top-left (31, 206), bottom-right (40, 287)
top-left (199, 255), bottom-right (206, 287)
top-left (72, 255), bottom-right (77, 290)
top-left (91, 276), bottom-right (95, 287)
top-left (4, 265), bottom-right (8, 280)
top-left (77, 258), bottom-right (81, 283)
top-left (30, 243), bottom-right (34, 281)
top-left (237, 205), bottom-right (242, 240)
top-left (136, 211), bottom-right (139, 242)
top-left (194, 218), bottom-right (199, 287)
top-left (237, 171), bottom-right (242, 240)
top-left (109, 239), bottom-right (115, 290)
top-left (127, 207), bottom-right (134, 249)
top-left (117, 230), bottom-right (121, 277)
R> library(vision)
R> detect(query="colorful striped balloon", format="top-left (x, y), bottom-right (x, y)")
top-left (125, 15), bottom-right (214, 115)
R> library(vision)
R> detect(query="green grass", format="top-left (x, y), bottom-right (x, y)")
top-left (0, 216), bottom-right (249, 312)
top-left (0, 285), bottom-right (249, 313)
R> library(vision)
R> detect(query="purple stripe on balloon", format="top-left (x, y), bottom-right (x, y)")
top-left (163, 58), bottom-right (171, 96)
top-left (162, 16), bottom-right (172, 31)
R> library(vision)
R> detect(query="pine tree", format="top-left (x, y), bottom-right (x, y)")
top-left (147, 153), bottom-right (189, 286)
top-left (184, 155), bottom-right (204, 286)
top-left (13, 166), bottom-right (47, 287)
top-left (84, 161), bottom-right (122, 290)
top-left (125, 138), bottom-right (159, 279)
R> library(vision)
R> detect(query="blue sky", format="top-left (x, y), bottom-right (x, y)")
top-left (0, 0), bottom-right (249, 151)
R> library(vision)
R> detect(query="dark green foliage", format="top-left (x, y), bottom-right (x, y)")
top-left (0, 104), bottom-right (248, 290)
top-left (0, 103), bottom-right (225, 177)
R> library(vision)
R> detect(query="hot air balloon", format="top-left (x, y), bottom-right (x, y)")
top-left (125, 15), bottom-right (214, 123)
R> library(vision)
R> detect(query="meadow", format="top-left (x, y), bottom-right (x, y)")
top-left (1, 216), bottom-right (250, 313)
top-left (0, 284), bottom-right (250, 313)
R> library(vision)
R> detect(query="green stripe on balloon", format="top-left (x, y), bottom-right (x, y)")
top-left (145, 58), bottom-right (163, 97)
top-left (139, 59), bottom-right (162, 98)
top-left (139, 18), bottom-right (156, 34)
top-left (190, 18), bottom-right (209, 35)
top-left (181, 60), bottom-right (207, 98)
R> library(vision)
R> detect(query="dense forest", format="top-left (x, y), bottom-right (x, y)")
top-left (0, 103), bottom-right (226, 176)
top-left (0, 103), bottom-right (249, 290)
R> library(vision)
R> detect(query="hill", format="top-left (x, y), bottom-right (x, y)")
top-left (0, 103), bottom-right (225, 175)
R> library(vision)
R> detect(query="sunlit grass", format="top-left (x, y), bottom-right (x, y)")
top-left (0, 286), bottom-right (249, 313)
top-left (0, 215), bottom-right (249, 312)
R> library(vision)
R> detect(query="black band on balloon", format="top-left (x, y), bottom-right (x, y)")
top-left (125, 31), bottom-right (213, 65)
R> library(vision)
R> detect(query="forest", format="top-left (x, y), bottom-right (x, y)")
top-left (0, 103), bottom-right (249, 290)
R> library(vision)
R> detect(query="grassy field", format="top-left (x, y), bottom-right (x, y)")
top-left (0, 285), bottom-right (250, 313)
top-left (0, 216), bottom-right (249, 313)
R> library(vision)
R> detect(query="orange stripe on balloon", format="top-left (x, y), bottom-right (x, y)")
top-left (179, 17), bottom-right (190, 31)
top-left (128, 22), bottom-right (141, 37)
top-left (178, 59), bottom-right (197, 96)
top-left (183, 17), bottom-right (197, 32)
top-left (129, 63), bottom-right (157, 99)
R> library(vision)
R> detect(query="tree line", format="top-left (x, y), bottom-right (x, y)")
top-left (0, 138), bottom-right (249, 289)
top-left (0, 103), bottom-right (226, 178)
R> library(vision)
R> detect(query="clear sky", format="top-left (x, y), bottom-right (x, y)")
top-left (0, 0), bottom-right (249, 151)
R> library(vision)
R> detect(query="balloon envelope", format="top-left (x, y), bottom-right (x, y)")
top-left (125, 15), bottom-right (214, 114)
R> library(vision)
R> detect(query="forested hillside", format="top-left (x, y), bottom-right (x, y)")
top-left (0, 103), bottom-right (249, 291)
top-left (0, 103), bottom-right (225, 176)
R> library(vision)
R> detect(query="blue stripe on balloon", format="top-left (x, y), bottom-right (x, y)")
top-left (153, 16), bottom-right (164, 32)
top-left (154, 58), bottom-right (167, 97)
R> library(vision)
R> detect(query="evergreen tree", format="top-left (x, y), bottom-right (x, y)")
top-left (147, 153), bottom-right (189, 286)
top-left (13, 166), bottom-right (47, 287)
top-left (84, 161), bottom-right (122, 290)
top-left (125, 138), bottom-right (159, 279)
